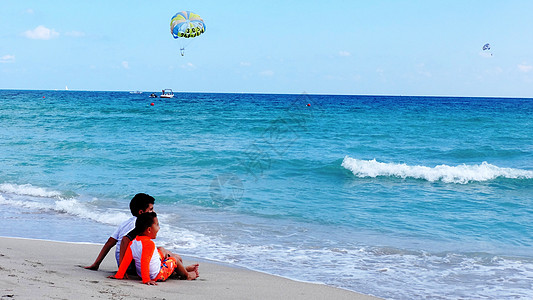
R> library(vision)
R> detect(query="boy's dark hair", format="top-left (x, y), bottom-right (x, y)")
top-left (129, 193), bottom-right (155, 216)
top-left (134, 212), bottom-right (157, 235)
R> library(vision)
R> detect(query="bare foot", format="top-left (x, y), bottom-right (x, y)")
top-left (186, 264), bottom-right (199, 272)
top-left (188, 264), bottom-right (199, 277)
top-left (84, 264), bottom-right (99, 271)
top-left (186, 270), bottom-right (198, 280)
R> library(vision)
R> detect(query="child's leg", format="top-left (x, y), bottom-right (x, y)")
top-left (157, 247), bottom-right (182, 262)
top-left (173, 259), bottom-right (198, 280)
top-left (156, 247), bottom-right (198, 280)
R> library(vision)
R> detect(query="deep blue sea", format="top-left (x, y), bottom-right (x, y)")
top-left (1, 90), bottom-right (532, 299)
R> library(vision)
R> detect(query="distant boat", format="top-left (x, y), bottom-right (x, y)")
top-left (129, 91), bottom-right (143, 94)
top-left (65, 85), bottom-right (69, 91)
top-left (160, 89), bottom-right (174, 98)
top-left (149, 93), bottom-right (158, 98)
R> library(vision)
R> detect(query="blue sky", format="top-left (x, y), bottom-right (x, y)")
top-left (1, 1), bottom-right (532, 97)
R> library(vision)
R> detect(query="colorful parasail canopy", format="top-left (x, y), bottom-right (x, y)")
top-left (170, 11), bottom-right (206, 39)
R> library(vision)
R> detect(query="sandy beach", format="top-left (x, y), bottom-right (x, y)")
top-left (0, 237), bottom-right (379, 299)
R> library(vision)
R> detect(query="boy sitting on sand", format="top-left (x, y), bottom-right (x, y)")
top-left (109, 212), bottom-right (199, 284)
top-left (85, 193), bottom-right (155, 270)
top-left (119, 223), bottom-right (182, 271)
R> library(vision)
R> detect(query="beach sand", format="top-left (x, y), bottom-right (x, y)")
top-left (0, 237), bottom-right (379, 299)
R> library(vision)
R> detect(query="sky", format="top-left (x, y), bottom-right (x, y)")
top-left (1, 0), bottom-right (533, 97)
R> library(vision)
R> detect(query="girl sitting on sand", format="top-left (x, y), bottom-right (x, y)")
top-left (109, 212), bottom-right (198, 285)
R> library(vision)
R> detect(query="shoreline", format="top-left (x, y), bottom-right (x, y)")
top-left (0, 236), bottom-right (380, 299)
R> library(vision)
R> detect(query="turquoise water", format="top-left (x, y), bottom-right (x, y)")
top-left (1, 90), bottom-right (532, 299)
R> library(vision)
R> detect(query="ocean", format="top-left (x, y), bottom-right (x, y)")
top-left (0, 90), bottom-right (532, 299)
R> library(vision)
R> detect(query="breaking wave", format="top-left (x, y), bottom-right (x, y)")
top-left (341, 156), bottom-right (533, 184)
top-left (0, 183), bottom-right (129, 225)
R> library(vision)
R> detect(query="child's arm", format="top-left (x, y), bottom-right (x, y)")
top-left (85, 237), bottom-right (117, 270)
top-left (119, 236), bottom-right (132, 265)
top-left (140, 240), bottom-right (157, 284)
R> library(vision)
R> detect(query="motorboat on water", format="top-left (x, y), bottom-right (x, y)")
top-left (160, 89), bottom-right (174, 98)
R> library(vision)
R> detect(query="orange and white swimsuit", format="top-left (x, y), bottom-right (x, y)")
top-left (114, 236), bottom-right (177, 283)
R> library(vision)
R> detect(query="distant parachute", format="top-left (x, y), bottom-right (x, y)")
top-left (482, 43), bottom-right (493, 57)
top-left (170, 11), bottom-right (206, 56)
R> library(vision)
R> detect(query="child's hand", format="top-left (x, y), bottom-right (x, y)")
top-left (146, 280), bottom-right (158, 285)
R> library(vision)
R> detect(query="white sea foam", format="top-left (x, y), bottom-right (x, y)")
top-left (54, 199), bottom-right (129, 225)
top-left (341, 156), bottom-right (533, 184)
top-left (0, 183), bottom-right (129, 226)
top-left (161, 223), bottom-right (533, 299)
top-left (0, 183), bottom-right (63, 198)
top-left (0, 195), bottom-right (129, 226)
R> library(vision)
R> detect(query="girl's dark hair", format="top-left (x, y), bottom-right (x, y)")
top-left (133, 212), bottom-right (157, 235)
top-left (130, 193), bottom-right (155, 216)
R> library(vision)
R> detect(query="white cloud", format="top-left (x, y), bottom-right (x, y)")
top-left (0, 55), bottom-right (15, 63)
top-left (259, 70), bottom-right (274, 76)
top-left (517, 63), bottom-right (533, 73)
top-left (479, 51), bottom-right (493, 58)
top-left (181, 62), bottom-right (196, 70)
top-left (25, 9), bottom-right (34, 14)
top-left (24, 25), bottom-right (59, 40)
top-left (240, 62), bottom-right (251, 67)
top-left (121, 61), bottom-right (129, 69)
top-left (339, 50), bottom-right (351, 57)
